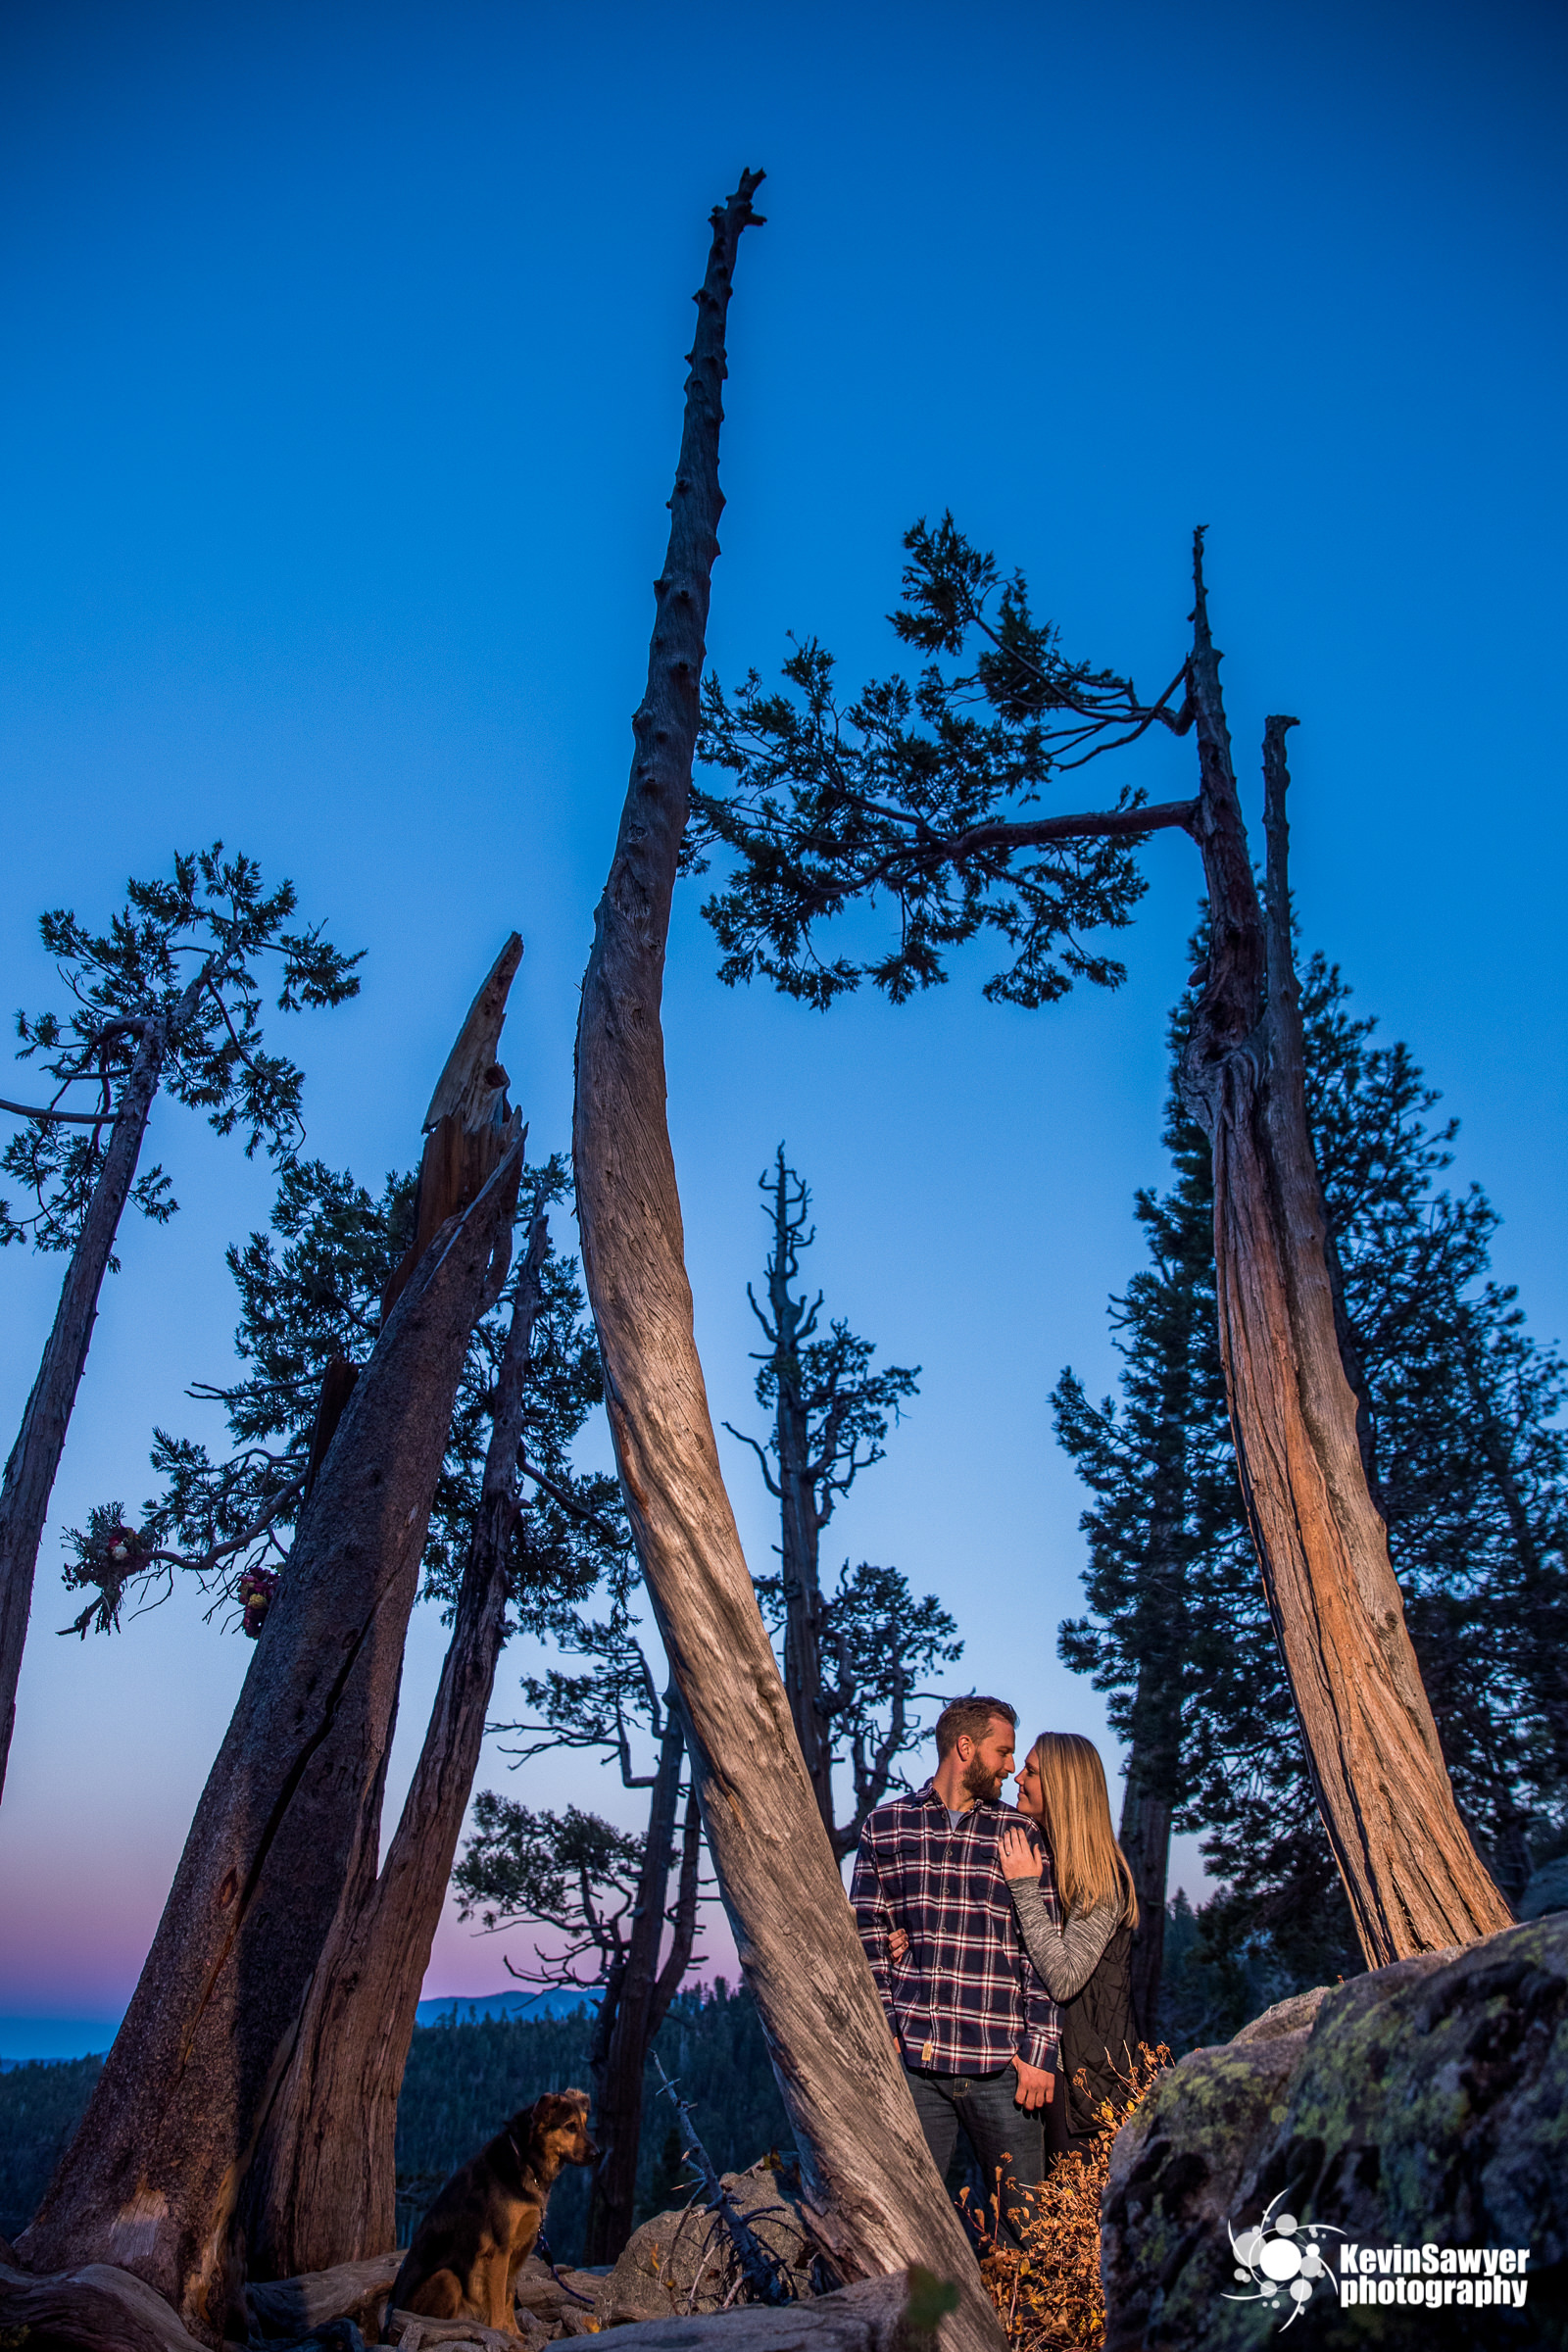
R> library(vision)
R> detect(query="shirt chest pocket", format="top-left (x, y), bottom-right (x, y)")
top-left (956, 1851), bottom-right (1012, 1914)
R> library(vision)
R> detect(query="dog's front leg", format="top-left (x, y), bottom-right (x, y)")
top-left (487, 2253), bottom-right (518, 2336)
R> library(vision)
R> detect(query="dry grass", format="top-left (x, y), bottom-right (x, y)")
top-left (965, 2043), bottom-right (1171, 2352)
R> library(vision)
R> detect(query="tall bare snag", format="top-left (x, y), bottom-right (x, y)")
top-left (20, 944), bottom-right (524, 2342)
top-left (235, 1206), bottom-right (550, 2280)
top-left (693, 518), bottom-right (1511, 1966)
top-left (571, 172), bottom-right (1004, 2348)
top-left (1177, 579), bottom-right (1511, 1957)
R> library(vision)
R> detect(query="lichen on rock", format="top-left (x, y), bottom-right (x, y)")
top-left (1102, 1914), bottom-right (1568, 2348)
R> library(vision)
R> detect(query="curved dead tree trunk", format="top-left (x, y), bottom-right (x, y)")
top-left (21, 949), bottom-right (526, 2345)
top-left (238, 1209), bottom-right (550, 2280)
top-left (572, 173), bottom-right (1003, 2349)
top-left (1177, 539), bottom-right (1511, 1964)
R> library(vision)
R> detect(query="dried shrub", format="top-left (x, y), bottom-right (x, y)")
top-left (967, 2042), bottom-right (1171, 2352)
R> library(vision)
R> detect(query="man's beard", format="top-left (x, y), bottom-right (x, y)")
top-left (961, 1752), bottom-right (1004, 1804)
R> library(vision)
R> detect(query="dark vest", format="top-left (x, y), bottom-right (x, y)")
top-left (1059, 1917), bottom-right (1136, 2136)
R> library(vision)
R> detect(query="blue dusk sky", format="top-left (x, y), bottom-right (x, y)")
top-left (1, 0), bottom-right (1564, 2054)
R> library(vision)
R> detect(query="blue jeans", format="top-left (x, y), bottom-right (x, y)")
top-left (905, 2064), bottom-right (1045, 2246)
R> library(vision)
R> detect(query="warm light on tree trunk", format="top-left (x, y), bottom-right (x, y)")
top-left (1179, 543), bottom-right (1512, 1964)
top-left (571, 172), bottom-right (1003, 2352)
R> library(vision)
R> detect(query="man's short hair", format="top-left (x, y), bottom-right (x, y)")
top-left (934, 1695), bottom-right (1017, 1760)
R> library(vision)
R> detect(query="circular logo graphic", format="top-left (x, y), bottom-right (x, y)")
top-left (1225, 2194), bottom-right (1345, 2330)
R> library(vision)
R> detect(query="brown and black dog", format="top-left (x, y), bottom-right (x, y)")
top-left (391, 2088), bottom-right (598, 2333)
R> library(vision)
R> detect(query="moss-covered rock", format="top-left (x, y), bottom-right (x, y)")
top-left (1102, 1915), bottom-right (1568, 2348)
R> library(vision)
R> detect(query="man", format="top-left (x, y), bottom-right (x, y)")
top-left (851, 1696), bottom-right (1059, 2244)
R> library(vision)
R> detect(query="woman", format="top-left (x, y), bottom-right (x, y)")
top-left (1000, 1731), bottom-right (1139, 2161)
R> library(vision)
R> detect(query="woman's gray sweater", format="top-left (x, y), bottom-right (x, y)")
top-left (1008, 1879), bottom-right (1118, 2001)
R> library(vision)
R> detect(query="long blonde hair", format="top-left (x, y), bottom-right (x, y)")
top-left (1028, 1732), bottom-right (1139, 1928)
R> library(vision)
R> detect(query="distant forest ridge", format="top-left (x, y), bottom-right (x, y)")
top-left (0, 1982), bottom-right (785, 2260)
top-left (0, 1911), bottom-right (1283, 2256)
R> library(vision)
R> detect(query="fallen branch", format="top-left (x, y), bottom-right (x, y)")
top-left (544, 2272), bottom-right (952, 2352)
top-left (651, 2055), bottom-right (796, 2306)
top-left (0, 2255), bottom-right (211, 2352)
top-left (245, 2250), bottom-right (403, 2339)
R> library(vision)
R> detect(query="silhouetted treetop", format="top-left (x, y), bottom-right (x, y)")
top-left (3, 845), bottom-right (362, 1252)
top-left (689, 514), bottom-right (1195, 1010)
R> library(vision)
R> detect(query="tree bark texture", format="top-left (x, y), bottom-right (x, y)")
top-left (1177, 541), bottom-right (1511, 1965)
top-left (384, 937), bottom-right (525, 1319)
top-left (0, 2257), bottom-right (212, 2352)
top-left (0, 1008), bottom-right (174, 1801)
top-left (584, 1704), bottom-right (701, 2262)
top-left (244, 2251), bottom-right (402, 2340)
top-left (571, 175), bottom-right (1003, 2352)
top-left (238, 1210), bottom-right (550, 2280)
top-left (21, 981), bottom-right (525, 2340)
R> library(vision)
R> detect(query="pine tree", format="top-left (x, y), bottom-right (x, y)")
top-left (60, 1151), bottom-right (618, 1643)
top-left (1052, 1013), bottom-right (1238, 2030)
top-left (0, 846), bottom-right (360, 1796)
top-left (691, 517), bottom-right (1512, 1959)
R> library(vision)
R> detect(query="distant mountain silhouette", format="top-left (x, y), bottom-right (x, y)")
top-left (414, 1985), bottom-right (602, 2028)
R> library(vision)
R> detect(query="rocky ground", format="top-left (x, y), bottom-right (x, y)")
top-left (1101, 1910), bottom-right (1568, 2349)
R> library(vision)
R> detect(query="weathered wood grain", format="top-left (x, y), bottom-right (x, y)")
top-left (571, 173), bottom-right (1002, 2352)
top-left (247, 2250), bottom-right (404, 2337)
top-left (1178, 539), bottom-right (1510, 1962)
top-left (240, 1212), bottom-right (549, 2278)
top-left (0, 2257), bottom-right (213, 2352)
top-left (20, 973), bottom-right (525, 2341)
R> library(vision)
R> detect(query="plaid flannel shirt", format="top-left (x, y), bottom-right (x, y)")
top-left (851, 1781), bottom-right (1060, 2076)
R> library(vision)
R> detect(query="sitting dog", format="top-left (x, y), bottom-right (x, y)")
top-left (391, 2087), bottom-right (598, 2333)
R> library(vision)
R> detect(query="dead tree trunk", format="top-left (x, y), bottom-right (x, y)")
top-left (584, 1703), bottom-right (702, 2263)
top-left (0, 966), bottom-right (208, 1801)
top-left (20, 950), bottom-right (526, 2343)
top-left (571, 172), bottom-right (1003, 2352)
top-left (762, 1161), bottom-right (833, 1833)
top-left (237, 1208), bottom-right (551, 2279)
top-left (1177, 539), bottom-right (1511, 1965)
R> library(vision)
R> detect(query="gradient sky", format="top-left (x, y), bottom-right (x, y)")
top-left (1, 0), bottom-right (1564, 2058)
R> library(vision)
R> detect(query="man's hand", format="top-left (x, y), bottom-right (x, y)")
top-left (1010, 2055), bottom-right (1054, 2111)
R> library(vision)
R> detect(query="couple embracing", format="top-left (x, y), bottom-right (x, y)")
top-left (851, 1696), bottom-right (1138, 2242)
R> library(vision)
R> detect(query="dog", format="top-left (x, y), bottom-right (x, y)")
top-left (391, 2087), bottom-right (598, 2333)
